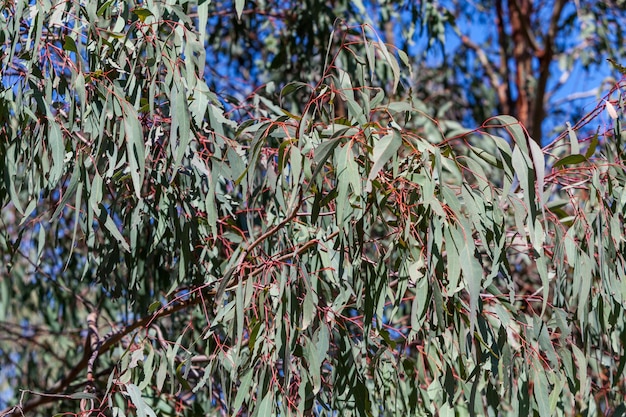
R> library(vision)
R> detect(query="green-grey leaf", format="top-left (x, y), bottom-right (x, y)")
top-left (235, 0), bottom-right (245, 19)
top-left (122, 101), bottom-right (145, 198)
top-left (365, 129), bottom-right (401, 192)
top-left (47, 117), bottom-right (65, 187)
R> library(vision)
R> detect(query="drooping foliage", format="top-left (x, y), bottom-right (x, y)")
top-left (2, 0), bottom-right (626, 416)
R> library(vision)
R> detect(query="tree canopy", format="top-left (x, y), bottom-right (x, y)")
top-left (1, 0), bottom-right (626, 416)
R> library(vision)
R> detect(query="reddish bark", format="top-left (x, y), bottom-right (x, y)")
top-left (503, 0), bottom-right (566, 144)
top-left (509, 0), bottom-right (534, 140)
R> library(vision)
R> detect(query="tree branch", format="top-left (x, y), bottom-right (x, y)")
top-left (1, 296), bottom-right (202, 416)
top-left (215, 188), bottom-right (304, 301)
top-left (460, 35), bottom-right (509, 116)
top-left (509, 0), bottom-right (541, 52)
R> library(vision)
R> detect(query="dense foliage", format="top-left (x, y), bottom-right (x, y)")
top-left (1, 0), bottom-right (626, 416)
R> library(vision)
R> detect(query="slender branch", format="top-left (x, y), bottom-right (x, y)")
top-left (215, 188), bottom-right (304, 300)
top-left (547, 0), bottom-right (566, 42)
top-left (460, 35), bottom-right (509, 115)
top-left (0, 323), bottom-right (74, 365)
top-left (550, 89), bottom-right (600, 107)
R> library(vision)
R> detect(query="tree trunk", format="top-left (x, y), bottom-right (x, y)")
top-left (509, 0), bottom-right (536, 142)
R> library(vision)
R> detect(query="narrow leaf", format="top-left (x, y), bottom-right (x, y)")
top-left (122, 102), bottom-right (145, 198)
top-left (528, 138), bottom-right (545, 205)
top-left (608, 58), bottom-right (626, 74)
top-left (256, 390), bottom-right (274, 416)
top-left (552, 154), bottom-right (587, 168)
top-left (132, 8), bottom-right (154, 22)
top-left (126, 383), bottom-right (157, 417)
top-left (533, 368), bottom-right (551, 417)
top-left (566, 122), bottom-right (579, 154)
top-left (235, 0), bottom-right (244, 19)
top-left (47, 117), bottom-right (65, 187)
top-left (585, 130), bottom-right (599, 158)
top-left (365, 129), bottom-right (401, 192)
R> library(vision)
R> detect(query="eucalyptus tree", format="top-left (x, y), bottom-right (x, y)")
top-left (410, 0), bottom-right (626, 144)
top-left (2, 0), bottom-right (626, 416)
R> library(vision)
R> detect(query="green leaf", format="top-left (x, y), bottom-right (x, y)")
top-left (608, 58), bottom-right (626, 74)
top-left (148, 301), bottom-right (161, 314)
top-left (552, 154), bottom-right (587, 168)
top-left (528, 138), bottom-right (545, 205)
top-left (301, 287), bottom-right (316, 330)
top-left (533, 367), bottom-right (551, 417)
top-left (62, 35), bottom-right (77, 53)
top-left (280, 81), bottom-right (309, 99)
top-left (171, 83), bottom-right (192, 167)
top-left (256, 390), bottom-right (274, 416)
top-left (571, 344), bottom-right (588, 393)
top-left (371, 28), bottom-right (400, 93)
top-left (566, 122), bottom-right (579, 154)
top-left (138, 345), bottom-right (155, 390)
top-left (68, 392), bottom-right (99, 400)
top-left (468, 143), bottom-right (503, 168)
top-left (310, 136), bottom-right (343, 183)
top-left (156, 352), bottom-right (168, 393)
top-left (51, 160), bottom-right (80, 219)
top-left (97, 0), bottom-right (116, 16)
top-left (95, 203), bottom-right (131, 252)
top-left (585, 129), bottom-right (599, 158)
top-left (457, 224), bottom-right (483, 333)
top-left (133, 8), bottom-right (154, 22)
top-left (233, 368), bottom-right (254, 412)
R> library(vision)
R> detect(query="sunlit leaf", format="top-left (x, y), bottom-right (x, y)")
top-left (121, 101), bottom-right (145, 198)
top-left (235, 0), bottom-right (245, 19)
top-left (365, 129), bottom-right (401, 192)
top-left (132, 8), bottom-right (153, 22)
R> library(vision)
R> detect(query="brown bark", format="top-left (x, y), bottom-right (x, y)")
top-left (509, 0), bottom-right (534, 140)
top-left (495, 0), bottom-right (513, 115)
top-left (507, 0), bottom-right (566, 145)
top-left (531, 0), bottom-right (566, 144)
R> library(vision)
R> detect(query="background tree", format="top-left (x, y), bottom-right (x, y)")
top-left (406, 0), bottom-right (626, 144)
top-left (189, 0), bottom-right (626, 145)
top-left (1, 0), bottom-right (626, 416)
